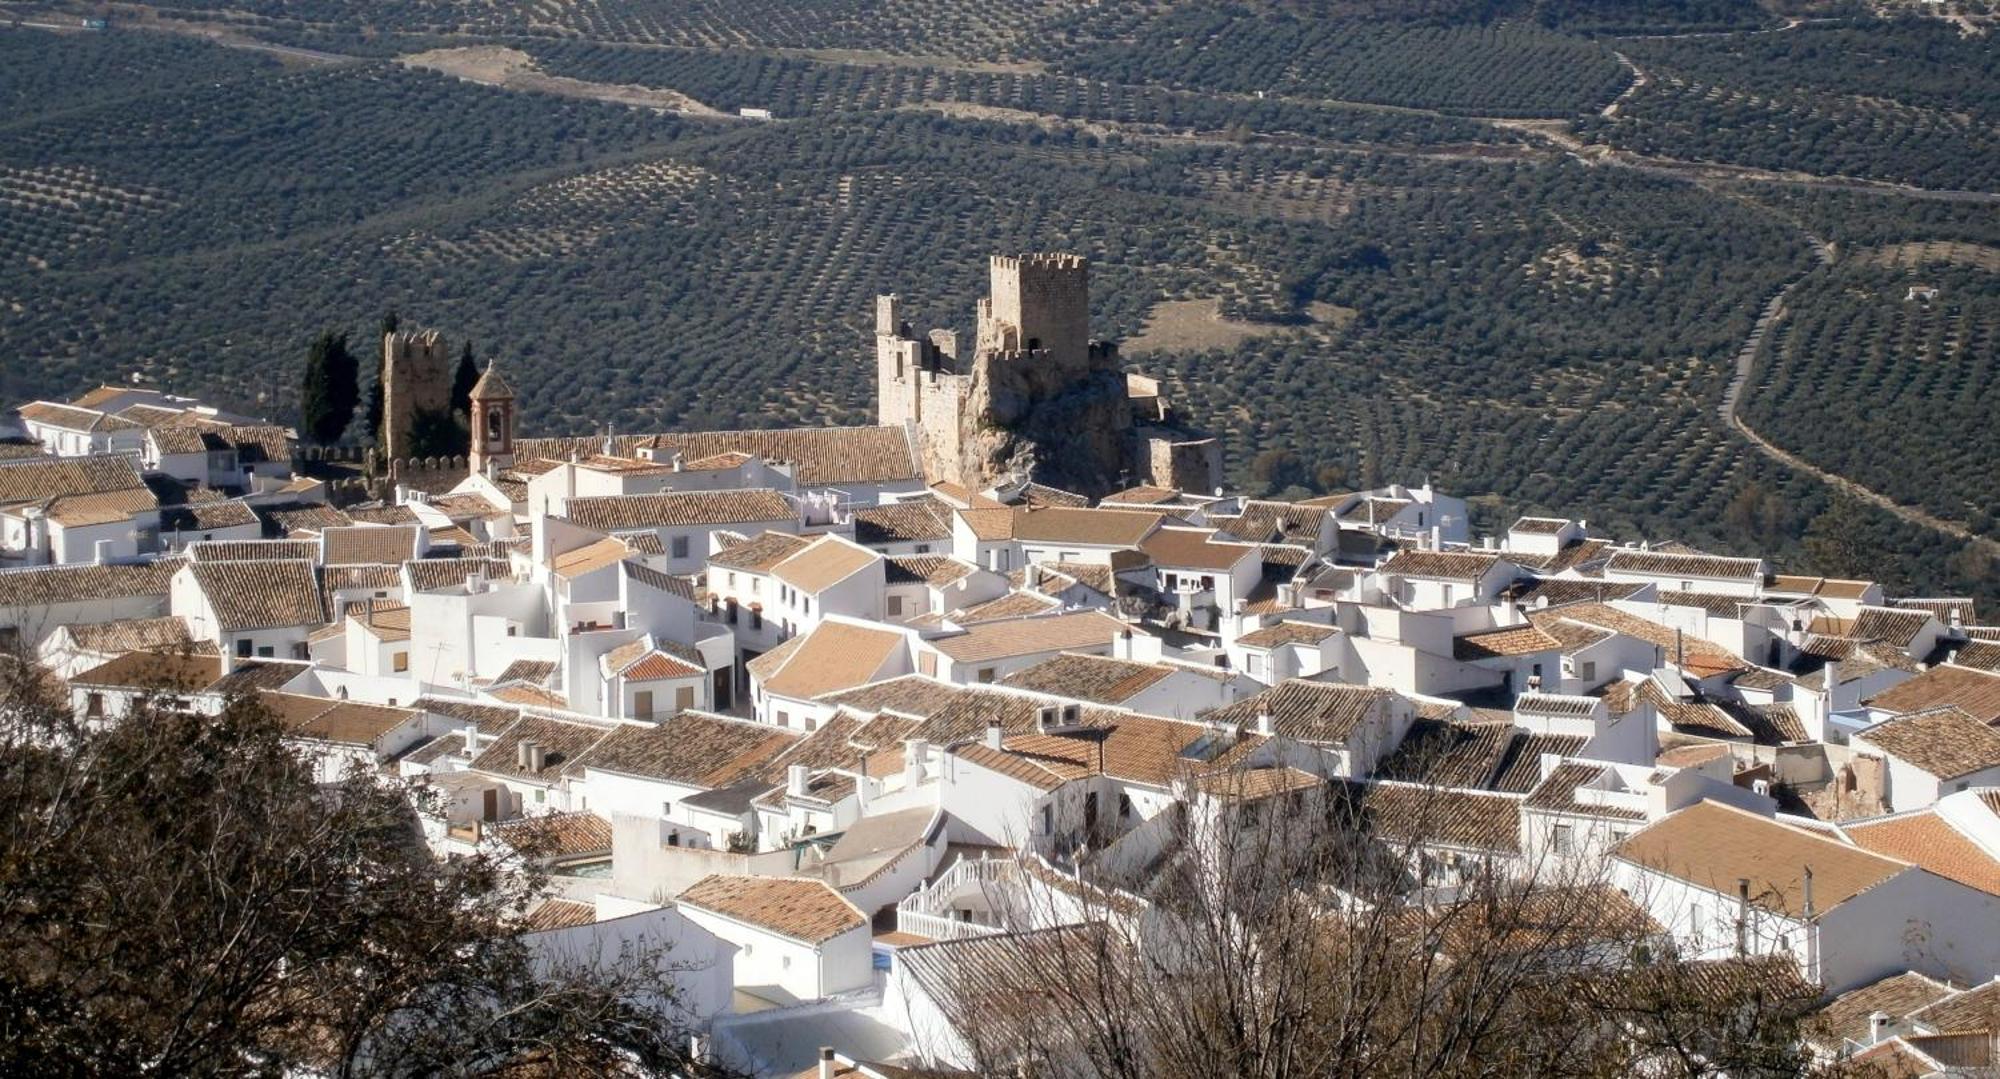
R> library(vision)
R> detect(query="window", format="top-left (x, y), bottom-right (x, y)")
top-left (1040, 805), bottom-right (1053, 836)
top-left (776, 710), bottom-right (791, 728)
top-left (750, 609), bottom-right (763, 631)
top-left (751, 578), bottom-right (762, 596)
top-left (1164, 572), bottom-right (1178, 591)
top-left (506, 626), bottom-right (517, 637)
top-left (393, 652), bottom-right (409, 673)
top-left (977, 667), bottom-right (996, 683)
top-left (802, 597), bottom-right (811, 616)
top-left (728, 571), bottom-right (737, 588)
top-left (726, 598), bottom-right (739, 624)
top-left (805, 716), bottom-right (817, 732)
top-left (915, 544), bottom-right (931, 554)
top-left (887, 595), bottom-right (904, 617)
top-left (662, 800), bottom-right (673, 817)
top-left (534, 788), bottom-right (546, 804)
top-left (634, 691), bottom-right (654, 720)
top-left (675, 686), bottom-right (695, 711)
top-left (1579, 661), bottom-right (1596, 683)
top-left (782, 955), bottom-right (792, 970)
top-left (256, 646), bottom-right (274, 658)
top-left (1119, 794), bottom-right (1133, 821)
top-left (236, 639), bottom-right (253, 658)
top-left (1551, 824), bottom-right (1572, 854)
top-left (291, 643), bottom-right (308, 660)
top-left (86, 693), bottom-right (104, 717)
top-left (1201, 575), bottom-right (1215, 592)
top-left (671, 535), bottom-right (690, 559)
top-left (1246, 653), bottom-right (1263, 677)
top-left (1440, 584), bottom-right (1454, 606)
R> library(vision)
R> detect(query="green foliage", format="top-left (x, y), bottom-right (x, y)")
top-left (1743, 261), bottom-right (2000, 540)
top-left (1051, 6), bottom-right (1630, 116)
top-left (408, 406), bottom-right (470, 458)
top-left (452, 341), bottom-right (479, 416)
top-left (1574, 20), bottom-right (2000, 189)
top-left (298, 330), bottom-right (359, 446)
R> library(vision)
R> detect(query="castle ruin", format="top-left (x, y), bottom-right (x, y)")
top-left (876, 253), bottom-right (1221, 496)
top-left (381, 328), bottom-right (453, 461)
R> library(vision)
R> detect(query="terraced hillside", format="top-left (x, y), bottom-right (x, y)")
top-left (0, 0), bottom-right (1995, 603)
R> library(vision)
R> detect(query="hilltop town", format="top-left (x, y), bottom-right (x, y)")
top-left (4, 254), bottom-right (1999, 1075)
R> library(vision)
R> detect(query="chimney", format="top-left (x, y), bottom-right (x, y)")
top-left (1735, 878), bottom-right (1751, 956)
top-left (788, 763), bottom-right (809, 796)
top-left (516, 739), bottom-right (536, 770)
top-left (1255, 709), bottom-right (1273, 737)
top-left (1802, 864), bottom-right (1815, 919)
top-left (528, 743), bottom-right (546, 773)
top-left (93, 538), bottom-right (112, 565)
top-left (818, 1047), bottom-right (836, 1079)
top-left (984, 721), bottom-right (1004, 751)
top-left (904, 739), bottom-right (929, 785)
top-left (1868, 1011), bottom-right (1891, 1046)
top-left (1037, 704), bottom-right (1057, 733)
top-left (1429, 524), bottom-right (1441, 551)
top-left (461, 726), bottom-right (479, 756)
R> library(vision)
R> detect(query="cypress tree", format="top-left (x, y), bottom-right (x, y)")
top-left (298, 331), bottom-right (359, 446)
top-left (451, 340), bottom-right (479, 418)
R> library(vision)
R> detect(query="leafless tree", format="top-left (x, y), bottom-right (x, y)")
top-left (0, 658), bottom-right (723, 1077)
top-left (905, 768), bottom-right (1851, 1078)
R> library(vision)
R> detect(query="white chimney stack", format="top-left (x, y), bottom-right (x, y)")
top-left (984, 721), bottom-right (1004, 751)
top-left (787, 763), bottom-right (809, 796)
top-left (1255, 710), bottom-right (1273, 737)
top-left (1868, 1011), bottom-right (1891, 1046)
top-left (818, 1047), bottom-right (837, 1079)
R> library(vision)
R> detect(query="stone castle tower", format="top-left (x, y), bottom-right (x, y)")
top-left (382, 329), bottom-right (453, 460)
top-left (877, 253), bottom-right (1221, 496)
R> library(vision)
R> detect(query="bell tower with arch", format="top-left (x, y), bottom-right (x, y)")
top-left (468, 360), bottom-right (515, 474)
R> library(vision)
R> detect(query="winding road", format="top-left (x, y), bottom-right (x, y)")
top-left (1715, 232), bottom-right (2000, 554)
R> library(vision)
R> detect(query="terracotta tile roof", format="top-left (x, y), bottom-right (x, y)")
top-left (1615, 801), bottom-right (1905, 917)
top-left (496, 659), bottom-right (557, 685)
top-left (774, 536), bottom-right (880, 594)
top-left (488, 684), bottom-right (570, 708)
top-left (492, 811), bottom-right (613, 860)
top-left (0, 558), bottom-right (181, 608)
top-left (1908, 979), bottom-right (2000, 1035)
top-left (1009, 506), bottom-right (1163, 547)
top-left (1453, 624), bottom-right (1563, 661)
top-left (951, 589), bottom-right (1061, 624)
top-left (146, 423), bottom-right (229, 455)
top-left (320, 524), bottom-right (421, 567)
top-left (1236, 620), bottom-right (1339, 648)
top-left (16, 400), bottom-right (121, 432)
top-left (1604, 549), bottom-right (1763, 580)
top-left (1379, 550), bottom-right (1504, 582)
top-left (1766, 574), bottom-right (1876, 600)
top-left (471, 714), bottom-right (616, 782)
top-left (72, 651), bottom-right (221, 690)
top-left (1524, 762), bottom-right (1648, 821)
top-left (1140, 527), bottom-right (1259, 571)
top-left (160, 500), bottom-right (259, 532)
top-left (1510, 517), bottom-right (1571, 535)
top-left (260, 691), bottom-right (417, 747)
top-left (186, 559), bottom-right (323, 630)
top-left (1215, 500), bottom-right (1329, 545)
top-left (255, 502), bottom-right (351, 535)
top-left (551, 536), bottom-right (633, 580)
top-left (1891, 598), bottom-right (1977, 625)
top-left (853, 500), bottom-right (953, 545)
top-left (1867, 665), bottom-right (2000, 724)
top-left (885, 555), bottom-right (975, 587)
top-left (518, 426), bottom-right (920, 487)
top-left (1529, 603), bottom-right (1736, 663)
top-left (1845, 811), bottom-right (2000, 896)
top-left (677, 875), bottom-right (865, 945)
top-left (564, 489), bottom-right (793, 531)
top-left (41, 486), bottom-right (157, 527)
top-left (1492, 733), bottom-right (1590, 793)
top-left (1515, 691), bottom-right (1599, 719)
top-left (189, 539), bottom-right (319, 562)
top-left (1651, 590), bottom-right (1754, 619)
top-left (1036, 561), bottom-right (1115, 596)
top-left (520, 898), bottom-right (596, 932)
top-left (412, 696), bottom-right (522, 733)
top-left (929, 611), bottom-right (1125, 664)
top-left (1504, 577), bottom-right (1645, 608)
top-left (955, 506), bottom-right (1014, 541)
top-left (1015, 482), bottom-right (1089, 508)
top-left (1954, 641), bottom-right (2000, 673)
top-left (1202, 679), bottom-right (1394, 745)
top-left (1375, 719), bottom-right (1516, 788)
top-left (1810, 972), bottom-right (1956, 1054)
top-left (998, 652), bottom-right (1174, 704)
top-left (1190, 765), bottom-right (1321, 802)
top-left (0, 454), bottom-right (145, 505)
top-left (340, 503), bottom-right (421, 526)
top-left (60, 615), bottom-right (196, 654)
top-left (1341, 496), bottom-right (1411, 525)
top-left (1810, 607), bottom-right (1934, 649)
top-left (709, 530), bottom-right (813, 573)
top-left (755, 622), bottom-right (906, 700)
top-left (219, 425), bottom-right (292, 464)
top-left (1356, 781), bottom-right (1523, 854)
top-left (405, 558), bottom-right (513, 592)
top-left (1856, 707), bottom-right (2000, 779)
top-left (349, 603), bottom-right (412, 642)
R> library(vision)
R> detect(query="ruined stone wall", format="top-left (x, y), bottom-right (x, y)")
top-left (1141, 430), bottom-right (1224, 494)
top-left (383, 329), bottom-right (452, 461)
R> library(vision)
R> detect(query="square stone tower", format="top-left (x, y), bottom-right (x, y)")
top-left (382, 329), bottom-right (452, 460)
